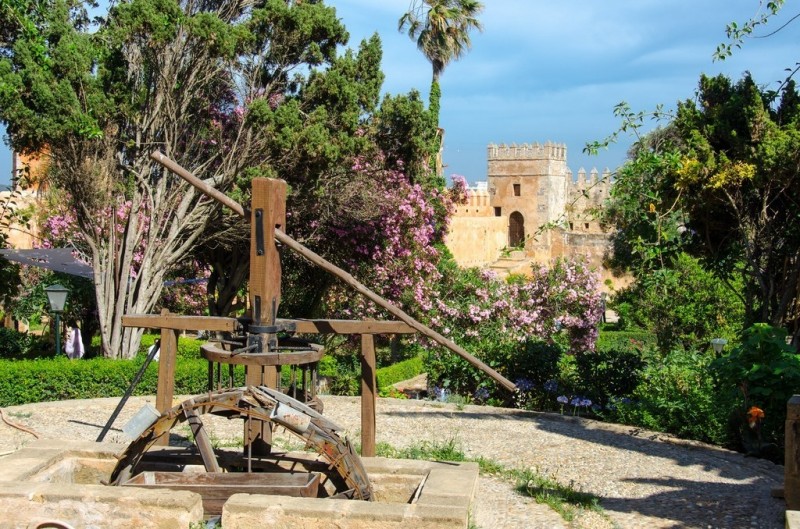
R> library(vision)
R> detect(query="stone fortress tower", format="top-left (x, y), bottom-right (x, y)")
top-left (446, 141), bottom-right (616, 284)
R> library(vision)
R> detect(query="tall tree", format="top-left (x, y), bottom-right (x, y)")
top-left (0, 0), bottom-right (349, 357)
top-left (398, 0), bottom-right (483, 87)
top-left (398, 0), bottom-right (482, 183)
top-left (605, 74), bottom-right (800, 344)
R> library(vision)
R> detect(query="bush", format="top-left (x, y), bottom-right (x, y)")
top-left (424, 258), bottom-right (602, 404)
top-left (376, 355), bottom-right (423, 389)
top-left (596, 331), bottom-right (656, 353)
top-left (0, 328), bottom-right (46, 359)
top-left (712, 323), bottom-right (800, 459)
top-left (0, 356), bottom-right (211, 407)
top-left (571, 346), bottom-right (646, 409)
top-left (611, 253), bottom-right (743, 352)
top-left (606, 349), bottom-right (728, 445)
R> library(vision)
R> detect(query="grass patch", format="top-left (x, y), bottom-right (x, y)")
top-left (512, 467), bottom-right (602, 521)
top-left (374, 438), bottom-right (604, 522)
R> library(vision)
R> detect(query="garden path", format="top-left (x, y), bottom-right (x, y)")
top-left (0, 395), bottom-right (786, 529)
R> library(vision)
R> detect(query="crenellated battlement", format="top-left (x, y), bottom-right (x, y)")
top-left (487, 141), bottom-right (567, 161)
top-left (567, 167), bottom-right (613, 189)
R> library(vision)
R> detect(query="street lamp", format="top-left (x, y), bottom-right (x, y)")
top-left (710, 338), bottom-right (728, 355)
top-left (45, 284), bottom-right (69, 356)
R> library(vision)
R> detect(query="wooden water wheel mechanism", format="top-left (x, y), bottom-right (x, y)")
top-left (109, 385), bottom-right (372, 508)
top-left (106, 153), bottom-right (516, 516)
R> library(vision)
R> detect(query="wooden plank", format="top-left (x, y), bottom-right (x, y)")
top-left (154, 319), bottom-right (179, 446)
top-left (201, 344), bottom-right (323, 366)
top-left (277, 318), bottom-right (415, 335)
top-left (151, 151), bottom-right (516, 392)
top-left (274, 228), bottom-right (517, 392)
top-left (786, 395), bottom-right (800, 509)
top-left (181, 400), bottom-right (221, 473)
top-left (245, 178), bottom-right (286, 455)
top-left (360, 333), bottom-right (377, 457)
top-left (122, 314), bottom-right (238, 332)
top-left (123, 471), bottom-right (319, 516)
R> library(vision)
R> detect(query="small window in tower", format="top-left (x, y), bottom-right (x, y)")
top-left (513, 184), bottom-right (521, 196)
top-left (584, 223), bottom-right (590, 230)
top-left (569, 222), bottom-right (574, 231)
top-left (494, 207), bottom-right (502, 217)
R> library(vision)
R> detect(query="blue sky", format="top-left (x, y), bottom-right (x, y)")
top-left (1, 0), bottom-right (797, 186)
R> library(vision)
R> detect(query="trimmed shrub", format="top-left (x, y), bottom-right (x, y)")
top-left (0, 356), bottom-right (210, 407)
top-left (596, 331), bottom-right (656, 353)
top-left (376, 356), bottom-right (423, 389)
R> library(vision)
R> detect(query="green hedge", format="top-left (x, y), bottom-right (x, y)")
top-left (376, 356), bottom-right (424, 390)
top-left (596, 331), bottom-right (656, 353)
top-left (0, 357), bottom-right (211, 407)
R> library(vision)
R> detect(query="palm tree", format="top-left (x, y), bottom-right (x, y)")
top-left (399, 0), bottom-right (483, 177)
top-left (398, 0), bottom-right (484, 86)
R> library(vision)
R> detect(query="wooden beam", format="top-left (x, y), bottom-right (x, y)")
top-left (277, 318), bottom-right (415, 335)
top-left (360, 334), bottom-right (377, 457)
top-left (122, 314), bottom-right (239, 332)
top-left (151, 151), bottom-right (517, 392)
top-left (274, 229), bottom-right (516, 392)
top-left (155, 315), bottom-right (179, 446)
top-left (245, 178), bottom-right (286, 455)
top-left (181, 400), bottom-right (221, 473)
top-left (786, 395), bottom-right (800, 510)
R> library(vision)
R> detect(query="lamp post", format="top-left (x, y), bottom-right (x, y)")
top-left (45, 284), bottom-right (69, 356)
top-left (710, 338), bottom-right (728, 355)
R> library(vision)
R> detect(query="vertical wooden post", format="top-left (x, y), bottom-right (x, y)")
top-left (245, 178), bottom-right (287, 455)
top-left (360, 333), bottom-right (377, 457)
top-left (786, 395), bottom-right (800, 509)
top-left (155, 309), bottom-right (179, 446)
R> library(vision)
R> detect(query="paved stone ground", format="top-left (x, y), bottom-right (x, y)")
top-left (0, 395), bottom-right (787, 528)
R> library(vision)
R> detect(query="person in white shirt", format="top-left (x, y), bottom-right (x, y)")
top-left (65, 320), bottom-right (85, 360)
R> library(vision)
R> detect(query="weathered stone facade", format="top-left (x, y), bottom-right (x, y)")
top-left (1, 151), bottom-right (48, 250)
top-left (445, 142), bottom-right (623, 287)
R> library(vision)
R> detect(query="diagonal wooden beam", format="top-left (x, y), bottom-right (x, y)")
top-left (150, 151), bottom-right (517, 392)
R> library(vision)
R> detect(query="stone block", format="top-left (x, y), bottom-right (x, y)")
top-left (0, 482), bottom-right (204, 529)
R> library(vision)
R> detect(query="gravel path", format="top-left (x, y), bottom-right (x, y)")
top-left (0, 395), bottom-right (786, 529)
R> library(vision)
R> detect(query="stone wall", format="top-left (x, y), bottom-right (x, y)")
top-left (445, 215), bottom-right (507, 268)
top-left (446, 141), bottom-right (629, 289)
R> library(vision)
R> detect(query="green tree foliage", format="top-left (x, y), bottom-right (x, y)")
top-left (603, 74), bottom-right (800, 344)
top-left (1, 0), bottom-right (444, 357)
top-left (613, 253), bottom-right (744, 352)
top-left (714, 1), bottom-right (786, 60)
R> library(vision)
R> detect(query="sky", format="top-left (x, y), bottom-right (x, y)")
top-left (1, 0), bottom-right (798, 186)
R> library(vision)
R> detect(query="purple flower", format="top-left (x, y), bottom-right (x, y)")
top-left (544, 379), bottom-right (558, 393)
top-left (516, 379), bottom-right (535, 392)
top-left (557, 395), bottom-right (569, 404)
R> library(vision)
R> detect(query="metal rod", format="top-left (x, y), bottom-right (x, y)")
top-left (97, 340), bottom-right (161, 442)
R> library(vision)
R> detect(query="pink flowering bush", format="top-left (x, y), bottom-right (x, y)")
top-left (425, 256), bottom-right (603, 403)
top-left (157, 261), bottom-right (210, 316)
top-left (321, 161), bottom-right (467, 320)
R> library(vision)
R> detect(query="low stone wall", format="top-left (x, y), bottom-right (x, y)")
top-left (0, 440), bottom-right (478, 529)
top-left (222, 459), bottom-right (479, 529)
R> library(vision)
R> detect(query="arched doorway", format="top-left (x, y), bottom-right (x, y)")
top-left (509, 211), bottom-right (525, 248)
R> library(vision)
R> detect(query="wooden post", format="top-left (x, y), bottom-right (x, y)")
top-left (155, 310), bottom-right (179, 446)
top-left (786, 395), bottom-right (800, 509)
top-left (360, 333), bottom-right (377, 457)
top-left (245, 178), bottom-right (287, 455)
